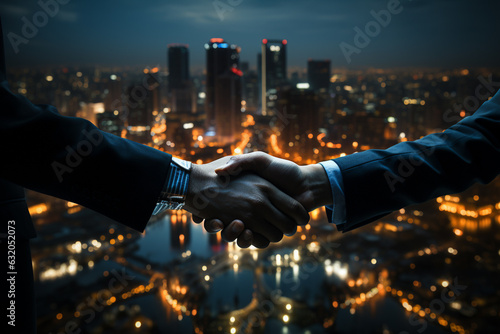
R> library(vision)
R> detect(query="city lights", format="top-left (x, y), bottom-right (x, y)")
top-left (16, 36), bottom-right (500, 334)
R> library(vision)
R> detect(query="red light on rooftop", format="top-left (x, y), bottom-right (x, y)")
top-left (282, 39), bottom-right (287, 45)
top-left (262, 39), bottom-right (268, 44)
top-left (231, 68), bottom-right (243, 77)
top-left (210, 38), bottom-right (224, 43)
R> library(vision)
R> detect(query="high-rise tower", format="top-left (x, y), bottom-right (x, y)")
top-left (168, 44), bottom-right (190, 91)
top-left (168, 44), bottom-right (194, 114)
top-left (307, 60), bottom-right (331, 93)
top-left (204, 38), bottom-right (242, 145)
top-left (259, 39), bottom-right (288, 115)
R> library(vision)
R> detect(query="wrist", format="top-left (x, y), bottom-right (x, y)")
top-left (184, 164), bottom-right (214, 215)
top-left (184, 156), bottom-right (233, 216)
top-left (300, 164), bottom-right (333, 210)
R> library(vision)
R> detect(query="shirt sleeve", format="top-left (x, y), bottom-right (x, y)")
top-left (152, 159), bottom-right (191, 215)
top-left (318, 160), bottom-right (347, 231)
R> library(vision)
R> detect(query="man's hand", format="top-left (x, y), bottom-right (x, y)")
top-left (184, 156), bottom-right (310, 248)
top-left (201, 152), bottom-right (333, 246)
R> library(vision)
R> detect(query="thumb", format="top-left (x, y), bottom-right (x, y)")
top-left (214, 152), bottom-right (271, 176)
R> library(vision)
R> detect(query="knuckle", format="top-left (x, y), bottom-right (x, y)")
top-left (289, 200), bottom-right (302, 214)
top-left (250, 196), bottom-right (266, 209)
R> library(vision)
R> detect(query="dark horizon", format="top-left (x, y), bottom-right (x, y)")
top-left (2, 0), bottom-right (500, 70)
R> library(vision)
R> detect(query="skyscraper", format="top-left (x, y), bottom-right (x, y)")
top-left (168, 44), bottom-right (195, 114)
top-left (240, 61), bottom-right (259, 113)
top-left (205, 38), bottom-right (242, 145)
top-left (168, 44), bottom-right (190, 91)
top-left (277, 86), bottom-right (320, 158)
top-left (259, 39), bottom-right (288, 115)
top-left (307, 60), bottom-right (331, 93)
top-left (125, 72), bottom-right (161, 144)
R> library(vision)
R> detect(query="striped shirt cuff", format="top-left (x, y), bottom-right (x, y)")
top-left (164, 161), bottom-right (190, 197)
top-left (152, 160), bottom-right (191, 215)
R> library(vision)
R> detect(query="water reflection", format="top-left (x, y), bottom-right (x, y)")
top-left (131, 213), bottom-right (397, 333)
top-left (35, 202), bottom-right (495, 334)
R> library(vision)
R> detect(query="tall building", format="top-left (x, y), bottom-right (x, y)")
top-left (242, 70), bottom-right (259, 113)
top-left (205, 38), bottom-right (242, 145)
top-left (239, 61), bottom-right (259, 113)
top-left (277, 86), bottom-right (320, 158)
top-left (307, 60), bottom-right (331, 93)
top-left (103, 76), bottom-right (123, 112)
top-left (168, 44), bottom-right (195, 114)
top-left (259, 39), bottom-right (288, 115)
top-left (168, 44), bottom-right (190, 91)
top-left (125, 72), bottom-right (161, 144)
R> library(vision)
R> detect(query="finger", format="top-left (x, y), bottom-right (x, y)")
top-left (258, 181), bottom-right (307, 234)
top-left (267, 184), bottom-right (310, 228)
top-left (222, 220), bottom-right (245, 242)
top-left (251, 232), bottom-right (270, 249)
top-left (236, 229), bottom-right (253, 248)
top-left (246, 218), bottom-right (284, 243)
top-left (204, 219), bottom-right (224, 233)
top-left (192, 215), bottom-right (204, 224)
top-left (214, 152), bottom-right (271, 176)
top-left (259, 199), bottom-right (297, 237)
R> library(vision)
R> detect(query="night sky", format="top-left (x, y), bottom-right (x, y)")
top-left (1, 0), bottom-right (499, 70)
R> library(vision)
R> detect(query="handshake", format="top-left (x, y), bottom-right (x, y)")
top-left (183, 152), bottom-right (333, 249)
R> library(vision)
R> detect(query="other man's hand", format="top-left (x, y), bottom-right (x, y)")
top-left (185, 156), bottom-right (310, 248)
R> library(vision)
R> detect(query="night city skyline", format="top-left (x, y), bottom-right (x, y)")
top-left (1, 0), bottom-right (500, 70)
top-left (2, 1), bottom-right (500, 334)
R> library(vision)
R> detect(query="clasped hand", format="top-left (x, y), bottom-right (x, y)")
top-left (184, 153), bottom-right (332, 248)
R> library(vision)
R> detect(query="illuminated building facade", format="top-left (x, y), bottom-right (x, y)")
top-left (204, 38), bottom-right (242, 145)
top-left (125, 72), bottom-right (161, 144)
top-left (259, 39), bottom-right (288, 115)
top-left (277, 86), bottom-right (320, 158)
top-left (240, 61), bottom-right (259, 114)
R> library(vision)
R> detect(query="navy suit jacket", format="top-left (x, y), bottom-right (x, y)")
top-left (333, 88), bottom-right (500, 232)
top-left (0, 18), bottom-right (173, 333)
top-left (0, 18), bottom-right (172, 238)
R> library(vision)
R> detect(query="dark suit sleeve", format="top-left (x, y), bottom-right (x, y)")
top-left (333, 89), bottom-right (500, 232)
top-left (0, 80), bottom-right (172, 232)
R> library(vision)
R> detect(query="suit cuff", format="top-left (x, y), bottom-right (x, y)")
top-left (318, 160), bottom-right (347, 230)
